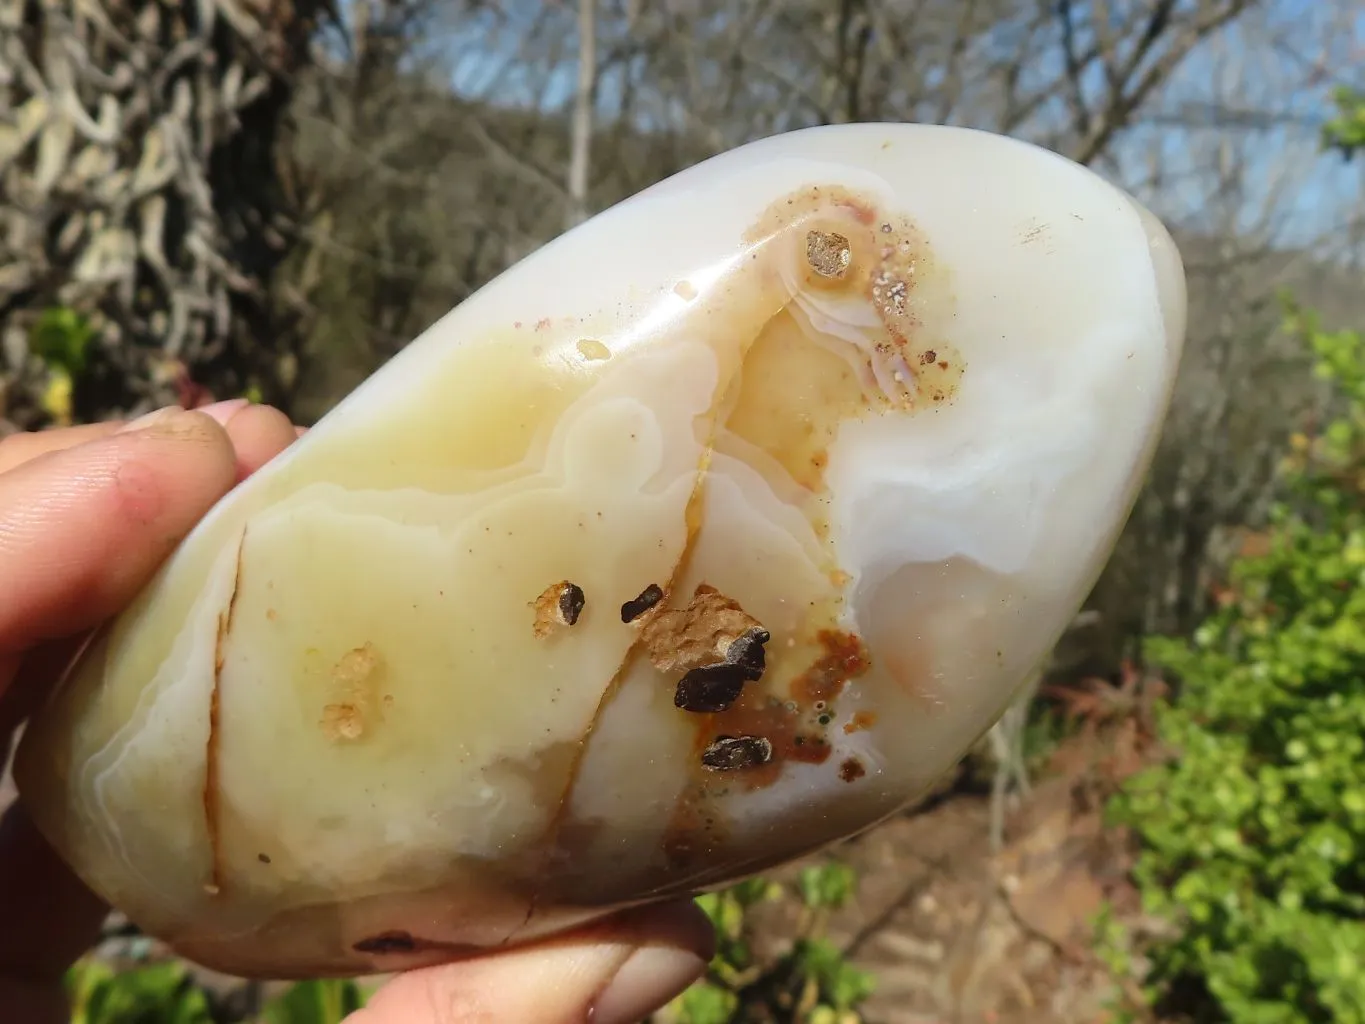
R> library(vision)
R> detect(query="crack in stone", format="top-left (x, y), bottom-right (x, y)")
top-left (503, 203), bottom-right (840, 939)
top-left (511, 445), bottom-right (715, 942)
top-left (205, 526), bottom-right (247, 896)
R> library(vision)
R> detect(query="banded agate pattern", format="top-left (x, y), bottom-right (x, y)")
top-left (16, 123), bottom-right (1186, 978)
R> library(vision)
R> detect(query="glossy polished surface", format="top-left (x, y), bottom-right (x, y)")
top-left (16, 123), bottom-right (1186, 978)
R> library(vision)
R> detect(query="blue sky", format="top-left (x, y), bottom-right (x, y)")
top-left (413, 0), bottom-right (1363, 253)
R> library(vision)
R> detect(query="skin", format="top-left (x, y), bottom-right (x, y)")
top-left (0, 401), bottom-right (713, 1024)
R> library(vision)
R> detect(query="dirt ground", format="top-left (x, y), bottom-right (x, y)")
top-left (736, 689), bottom-right (1165, 1024)
top-left (760, 777), bottom-right (1137, 1024)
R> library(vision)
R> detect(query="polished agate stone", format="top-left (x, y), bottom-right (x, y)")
top-left (15, 123), bottom-right (1186, 978)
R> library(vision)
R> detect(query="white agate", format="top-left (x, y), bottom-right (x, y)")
top-left (15, 122), bottom-right (1185, 978)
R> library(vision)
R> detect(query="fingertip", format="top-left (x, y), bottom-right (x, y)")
top-left (590, 901), bottom-right (714, 1024)
top-left (210, 403), bottom-right (299, 481)
top-left (191, 398), bottom-right (252, 428)
top-left (353, 902), bottom-right (713, 1024)
top-left (0, 409), bottom-right (239, 648)
top-left (108, 411), bottom-right (238, 525)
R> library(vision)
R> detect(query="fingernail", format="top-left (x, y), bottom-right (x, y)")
top-left (592, 943), bottom-right (709, 1024)
top-left (117, 406), bottom-right (183, 433)
top-left (193, 398), bottom-right (251, 427)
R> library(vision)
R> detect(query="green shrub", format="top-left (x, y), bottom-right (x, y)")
top-left (1325, 87), bottom-right (1365, 158)
top-left (1109, 305), bottom-right (1365, 1022)
top-left (28, 307), bottom-right (96, 380)
top-left (259, 979), bottom-right (368, 1024)
top-left (25, 306), bottom-right (97, 426)
top-left (65, 957), bottom-right (369, 1024)
top-left (67, 960), bottom-right (213, 1024)
top-left (665, 861), bottom-right (874, 1024)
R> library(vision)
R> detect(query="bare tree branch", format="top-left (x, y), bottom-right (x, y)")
top-left (565, 0), bottom-right (597, 229)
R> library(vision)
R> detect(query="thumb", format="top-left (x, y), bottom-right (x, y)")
top-left (0, 406), bottom-right (237, 658)
top-left (351, 901), bottom-right (714, 1024)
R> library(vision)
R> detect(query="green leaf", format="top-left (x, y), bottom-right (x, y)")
top-left (670, 980), bottom-right (737, 1024)
top-left (28, 306), bottom-right (96, 377)
top-left (65, 959), bottom-right (212, 1024)
top-left (261, 979), bottom-right (368, 1024)
top-left (797, 862), bottom-right (858, 911)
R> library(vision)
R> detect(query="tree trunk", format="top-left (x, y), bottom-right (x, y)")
top-left (0, 0), bottom-right (324, 426)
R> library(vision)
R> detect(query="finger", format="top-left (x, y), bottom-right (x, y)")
top-left (215, 403), bottom-right (300, 483)
top-left (0, 423), bottom-right (123, 475)
top-left (0, 408), bottom-right (237, 658)
top-left (0, 403), bottom-right (304, 1024)
top-left (165, 398), bottom-right (300, 481)
top-left (351, 901), bottom-right (713, 1024)
top-left (0, 401), bottom-right (300, 687)
top-left (0, 398), bottom-right (300, 480)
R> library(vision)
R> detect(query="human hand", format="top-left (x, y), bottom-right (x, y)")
top-left (0, 401), bottom-right (713, 1024)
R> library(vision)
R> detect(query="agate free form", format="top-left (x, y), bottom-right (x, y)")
top-left (16, 123), bottom-right (1186, 978)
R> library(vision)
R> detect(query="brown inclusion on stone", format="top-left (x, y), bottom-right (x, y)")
top-left (621, 583), bottom-right (665, 623)
top-left (806, 230), bottom-right (853, 278)
top-left (661, 629), bottom-right (871, 871)
top-left (702, 735), bottom-right (773, 771)
top-left (532, 580), bottom-right (587, 638)
top-left (523, 181), bottom-right (951, 924)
